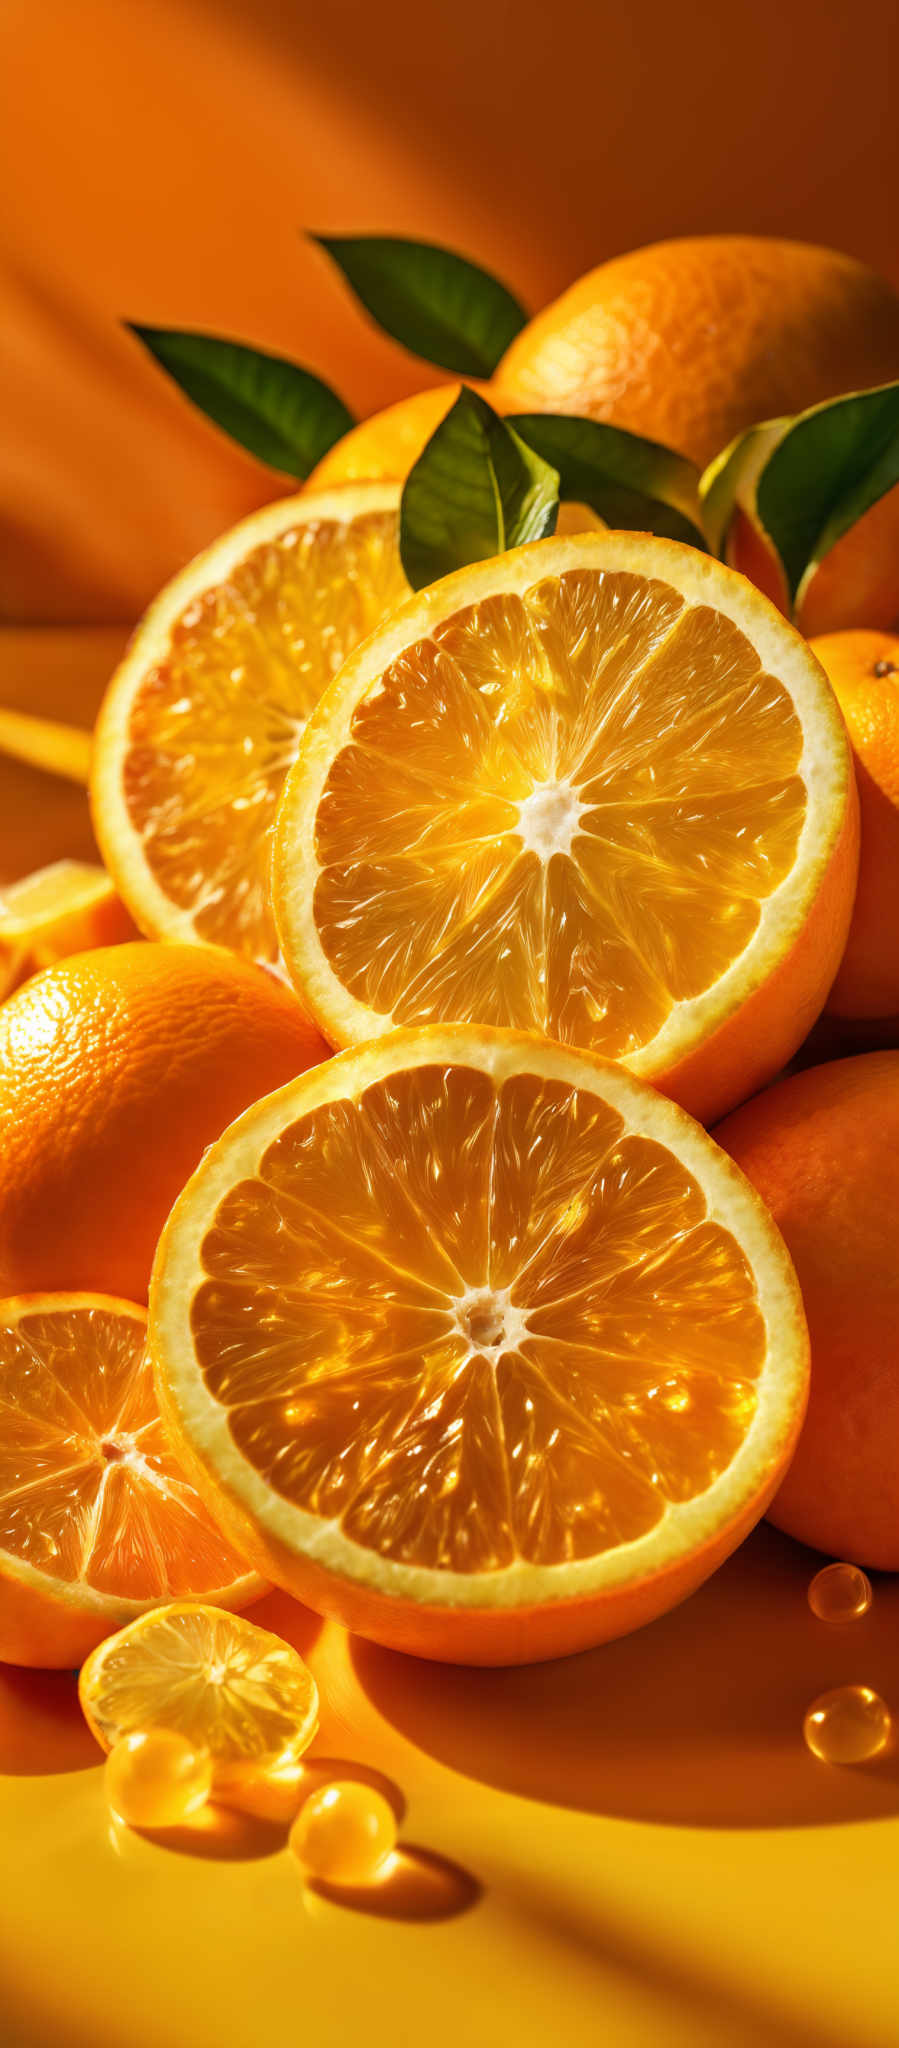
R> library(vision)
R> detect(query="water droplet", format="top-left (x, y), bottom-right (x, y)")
top-left (808, 1562), bottom-right (872, 1623)
top-left (105, 1728), bottom-right (213, 1828)
top-left (803, 1686), bottom-right (891, 1764)
top-left (289, 1780), bottom-right (397, 1886)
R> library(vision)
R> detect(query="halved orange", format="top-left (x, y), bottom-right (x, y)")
top-left (272, 532), bottom-right (858, 1126)
top-left (150, 1027), bottom-right (809, 1665)
top-left (91, 484), bottom-right (406, 965)
top-left (0, 1294), bottom-right (261, 1667)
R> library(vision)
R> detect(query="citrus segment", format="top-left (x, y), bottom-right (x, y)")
top-left (0, 1295), bottom-right (260, 1667)
top-left (0, 860), bottom-right (136, 1000)
top-left (92, 485), bottom-right (406, 963)
top-left (273, 533), bottom-right (856, 1123)
top-left (79, 1601), bottom-right (319, 1776)
top-left (150, 1028), bottom-right (808, 1664)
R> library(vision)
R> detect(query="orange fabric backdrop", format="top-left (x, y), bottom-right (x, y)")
top-left (2, 0), bottom-right (898, 626)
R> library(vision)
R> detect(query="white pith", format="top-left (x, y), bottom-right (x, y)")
top-left (151, 1027), bottom-right (810, 1616)
top-left (272, 530), bottom-right (851, 1082)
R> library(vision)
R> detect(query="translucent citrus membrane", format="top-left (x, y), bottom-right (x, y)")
top-left (121, 511), bottom-right (406, 961)
top-left (81, 1604), bottom-right (318, 1771)
top-left (0, 1306), bottom-right (247, 1597)
top-left (191, 1064), bottom-right (766, 1573)
top-left (311, 568), bottom-right (806, 1055)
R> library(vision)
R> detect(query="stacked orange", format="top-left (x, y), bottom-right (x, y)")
top-left (4, 230), bottom-right (898, 1680)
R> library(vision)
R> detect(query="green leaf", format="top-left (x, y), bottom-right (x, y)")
top-left (699, 419), bottom-right (790, 557)
top-left (755, 381), bottom-right (899, 599)
top-left (399, 388), bottom-right (559, 590)
top-left (510, 414), bottom-right (707, 549)
top-left (128, 327), bottom-right (354, 478)
top-left (311, 235), bottom-right (526, 378)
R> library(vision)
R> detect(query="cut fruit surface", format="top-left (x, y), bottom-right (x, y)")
top-left (0, 1295), bottom-right (261, 1667)
top-left (150, 1028), bottom-right (809, 1664)
top-left (91, 484), bottom-right (406, 965)
top-left (79, 1602), bottom-right (318, 1779)
top-left (0, 860), bottom-right (136, 1001)
top-left (273, 532), bottom-right (857, 1124)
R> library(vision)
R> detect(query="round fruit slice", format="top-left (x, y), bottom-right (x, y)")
top-left (79, 1602), bottom-right (318, 1782)
top-left (150, 1027), bottom-right (809, 1666)
top-left (91, 483), bottom-right (406, 965)
top-left (273, 532), bottom-right (857, 1125)
top-left (0, 1294), bottom-right (262, 1667)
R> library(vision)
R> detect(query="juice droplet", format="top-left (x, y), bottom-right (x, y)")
top-left (803, 1686), bottom-right (891, 1764)
top-left (105, 1728), bottom-right (213, 1828)
top-left (289, 1781), bottom-right (397, 1885)
top-left (808, 1562), bottom-right (872, 1622)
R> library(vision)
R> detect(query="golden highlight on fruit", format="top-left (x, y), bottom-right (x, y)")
top-left (0, 1295), bottom-right (259, 1668)
top-left (150, 1026), bottom-right (809, 1664)
top-left (274, 530), bottom-right (857, 1124)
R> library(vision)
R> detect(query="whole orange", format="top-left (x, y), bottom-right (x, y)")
top-left (306, 381), bottom-right (521, 490)
top-left (715, 1053), bottom-right (899, 1569)
top-left (496, 237), bottom-right (899, 468)
top-left (810, 630), bottom-right (899, 1018)
top-left (305, 384), bottom-right (603, 535)
top-left (725, 475), bottom-right (899, 640)
top-left (795, 491), bottom-right (899, 638)
top-left (0, 943), bottom-right (327, 1300)
top-left (307, 384), bottom-right (476, 488)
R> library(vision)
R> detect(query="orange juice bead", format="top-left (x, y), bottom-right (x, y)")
top-left (807, 1562), bottom-right (872, 1622)
top-left (105, 1729), bottom-right (213, 1828)
top-left (803, 1687), bottom-right (891, 1764)
top-left (289, 1782), bottom-right (397, 1885)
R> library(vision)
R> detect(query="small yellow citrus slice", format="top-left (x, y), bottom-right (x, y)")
top-left (150, 1026), bottom-right (809, 1664)
top-left (273, 531), bottom-right (856, 1123)
top-left (91, 485), bottom-right (405, 965)
top-left (80, 1602), bottom-right (319, 1781)
top-left (0, 1294), bottom-right (261, 1667)
top-left (0, 860), bottom-right (136, 999)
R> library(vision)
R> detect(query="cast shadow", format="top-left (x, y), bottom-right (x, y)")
top-left (130, 1758), bottom-right (478, 1920)
top-left (353, 1522), bottom-right (899, 1829)
top-left (0, 1665), bottom-right (98, 1775)
top-left (307, 1845), bottom-right (480, 1922)
top-left (132, 1755), bottom-right (405, 1864)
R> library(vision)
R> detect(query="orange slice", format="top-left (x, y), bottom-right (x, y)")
top-left (150, 1027), bottom-right (809, 1665)
top-left (79, 1602), bottom-right (319, 1782)
top-left (0, 860), bottom-right (136, 1000)
top-left (272, 532), bottom-right (857, 1124)
top-left (0, 1294), bottom-right (262, 1667)
top-left (91, 484), bottom-right (406, 966)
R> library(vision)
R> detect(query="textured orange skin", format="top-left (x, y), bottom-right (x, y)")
top-left (797, 490), bottom-right (899, 639)
top-left (306, 382), bottom-right (513, 489)
top-left (497, 237), bottom-right (899, 468)
top-left (809, 631), bottom-right (899, 1019)
top-left (156, 1357), bottom-right (805, 1667)
top-left (728, 489), bottom-right (899, 640)
top-left (716, 1053), bottom-right (899, 1569)
top-left (655, 769), bottom-right (859, 1125)
top-left (0, 944), bottom-right (328, 1301)
top-left (0, 1559), bottom-right (129, 1669)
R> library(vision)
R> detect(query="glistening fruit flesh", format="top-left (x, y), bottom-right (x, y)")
top-left (92, 486), bottom-right (407, 963)
top-left (150, 1027), bottom-right (809, 1664)
top-left (0, 1295), bottom-right (260, 1667)
top-left (274, 531), bottom-right (857, 1125)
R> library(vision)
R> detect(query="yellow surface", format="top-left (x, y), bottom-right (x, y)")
top-left (3, 1522), bottom-right (899, 2048)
